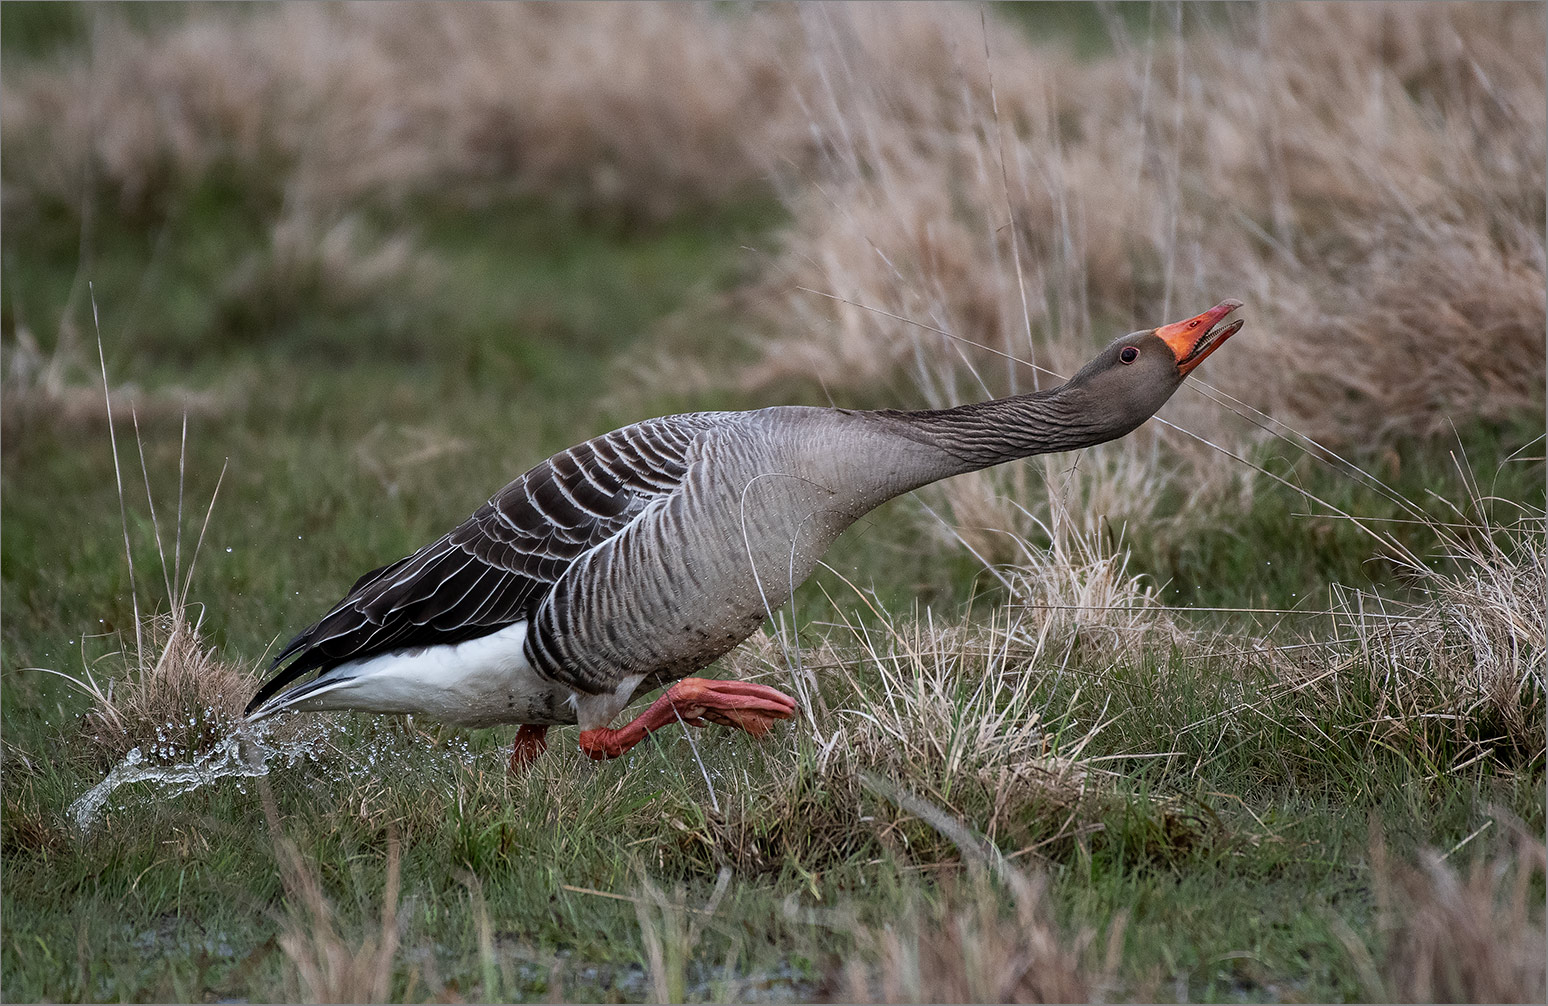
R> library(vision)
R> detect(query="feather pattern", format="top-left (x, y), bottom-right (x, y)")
top-left (246, 413), bottom-right (726, 712)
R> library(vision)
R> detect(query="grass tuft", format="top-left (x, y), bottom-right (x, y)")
top-left (1325, 498), bottom-right (1546, 769)
top-left (213, 208), bottom-right (442, 345)
top-left (831, 869), bottom-right (1107, 1003)
top-left (64, 609), bottom-right (254, 769)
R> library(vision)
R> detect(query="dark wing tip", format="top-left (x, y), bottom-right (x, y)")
top-left (245, 635), bottom-right (326, 715)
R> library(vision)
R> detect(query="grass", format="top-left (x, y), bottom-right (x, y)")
top-left (4, 3), bottom-right (1545, 1003)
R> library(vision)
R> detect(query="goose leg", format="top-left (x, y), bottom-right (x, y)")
top-left (577, 677), bottom-right (798, 760)
top-left (508, 724), bottom-right (549, 772)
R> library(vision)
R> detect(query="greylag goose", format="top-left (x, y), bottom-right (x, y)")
top-left (247, 300), bottom-right (1244, 768)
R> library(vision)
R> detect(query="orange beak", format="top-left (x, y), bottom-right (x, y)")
top-left (1155, 299), bottom-right (1244, 376)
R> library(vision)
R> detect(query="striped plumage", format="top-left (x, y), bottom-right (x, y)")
top-left (247, 414), bottom-right (718, 711)
top-left (247, 300), bottom-right (1243, 765)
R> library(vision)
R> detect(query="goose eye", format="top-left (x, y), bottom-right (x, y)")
top-left (1119, 347), bottom-right (1139, 364)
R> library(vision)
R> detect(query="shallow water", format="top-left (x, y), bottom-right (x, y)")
top-left (68, 714), bottom-right (489, 832)
top-left (69, 720), bottom-right (329, 832)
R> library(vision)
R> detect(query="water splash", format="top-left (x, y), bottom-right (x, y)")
top-left (69, 721), bottom-right (328, 832)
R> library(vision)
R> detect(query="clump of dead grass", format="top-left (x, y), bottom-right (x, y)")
top-left (1367, 823), bottom-right (1547, 1004)
top-left (67, 609), bottom-right (254, 769)
top-left (823, 606), bottom-right (1094, 816)
top-left (2, 321), bottom-right (231, 437)
top-left (996, 503), bottom-right (1188, 664)
top-left (828, 868), bottom-right (1111, 1004)
top-left (277, 838), bottom-right (402, 1004)
top-left (697, 560), bottom-right (1212, 873)
top-left (810, 778), bottom-right (1127, 1003)
top-left (31, 334), bottom-right (263, 771)
top-left (1322, 500), bottom-right (1546, 768)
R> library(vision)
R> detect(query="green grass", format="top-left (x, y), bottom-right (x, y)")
top-left (5, 193), bottom-right (1543, 1000)
top-left (3, 8), bottom-right (1544, 1003)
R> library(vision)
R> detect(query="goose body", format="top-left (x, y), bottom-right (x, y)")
top-left (248, 301), bottom-right (1244, 765)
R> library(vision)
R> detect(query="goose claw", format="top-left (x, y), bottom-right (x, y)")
top-left (577, 677), bottom-right (798, 759)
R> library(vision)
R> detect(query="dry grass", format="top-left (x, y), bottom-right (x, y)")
top-left (215, 207), bottom-right (442, 334)
top-left (695, 546), bottom-right (1214, 874)
top-left (1, 4), bottom-right (815, 221)
top-left (994, 499), bottom-right (1188, 664)
top-left (822, 606), bottom-right (1095, 816)
top-left (29, 398), bottom-right (259, 769)
top-left (813, 778), bottom-right (1125, 1004)
top-left (1322, 500), bottom-right (1546, 768)
top-left (744, 2), bottom-right (1545, 425)
top-left (1367, 822), bottom-right (1547, 1004)
top-left (2, 321), bottom-right (231, 436)
top-left (713, 2), bottom-right (1544, 554)
top-left (261, 783), bottom-right (403, 1004)
top-left (631, 869), bottom-right (733, 1003)
top-left (66, 609), bottom-right (255, 769)
top-left (27, 340), bottom-right (264, 770)
top-left (828, 869), bottom-right (1108, 1003)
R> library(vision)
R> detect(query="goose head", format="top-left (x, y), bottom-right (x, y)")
top-left (1062, 299), bottom-right (1244, 436)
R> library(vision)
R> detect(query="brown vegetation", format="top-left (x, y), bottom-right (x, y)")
top-left (2, 4), bottom-right (810, 221)
top-left (262, 782), bottom-right (403, 1004)
top-left (1368, 822), bottom-right (1547, 1004)
top-left (8, 3), bottom-right (1538, 452)
top-left (742, 2), bottom-right (1546, 434)
top-left (827, 868), bottom-right (1113, 1003)
top-left (724, 2), bottom-right (1545, 551)
top-left (2, 321), bottom-right (232, 435)
top-left (72, 610), bottom-right (254, 768)
top-left (1323, 504), bottom-right (1546, 767)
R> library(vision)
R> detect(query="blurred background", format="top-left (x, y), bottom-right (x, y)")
top-left (3, 3), bottom-right (1544, 1002)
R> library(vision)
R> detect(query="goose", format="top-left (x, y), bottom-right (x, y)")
top-left (247, 300), bottom-right (1244, 769)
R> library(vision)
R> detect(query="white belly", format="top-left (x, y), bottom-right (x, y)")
top-left (280, 622), bottom-right (577, 727)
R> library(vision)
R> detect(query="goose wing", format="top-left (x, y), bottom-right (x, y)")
top-left (246, 413), bottom-right (725, 713)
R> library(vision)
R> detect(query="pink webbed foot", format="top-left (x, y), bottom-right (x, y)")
top-left (508, 724), bottom-right (549, 772)
top-left (577, 677), bottom-right (799, 760)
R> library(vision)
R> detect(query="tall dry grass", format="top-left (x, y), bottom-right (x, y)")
top-left (694, 542), bottom-right (1214, 875)
top-left (259, 781), bottom-right (404, 1004)
top-left (743, 2), bottom-right (1546, 426)
top-left (213, 206), bottom-right (443, 337)
top-left (1, 4), bottom-right (814, 221)
top-left (25, 327), bottom-right (263, 770)
top-left (716, 2), bottom-right (1545, 552)
top-left (1, 320), bottom-right (230, 434)
top-left (11, 2), bottom-right (1537, 453)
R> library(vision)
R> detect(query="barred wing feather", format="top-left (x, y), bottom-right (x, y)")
top-left (245, 414), bottom-right (723, 713)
